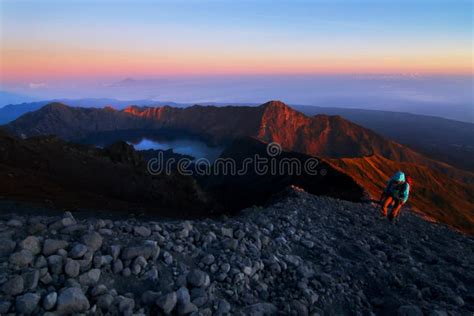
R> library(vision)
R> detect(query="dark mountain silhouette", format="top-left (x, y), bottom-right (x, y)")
top-left (198, 137), bottom-right (366, 211)
top-left (0, 129), bottom-right (213, 216)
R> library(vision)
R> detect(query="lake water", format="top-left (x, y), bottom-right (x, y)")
top-left (129, 138), bottom-right (223, 161)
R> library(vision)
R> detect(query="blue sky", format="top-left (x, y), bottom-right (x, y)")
top-left (0, 0), bottom-right (472, 121)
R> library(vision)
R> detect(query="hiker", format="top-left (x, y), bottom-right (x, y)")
top-left (380, 171), bottom-right (405, 204)
top-left (381, 172), bottom-right (412, 221)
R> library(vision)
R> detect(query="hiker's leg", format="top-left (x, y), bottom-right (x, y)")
top-left (389, 201), bottom-right (403, 221)
top-left (381, 196), bottom-right (393, 217)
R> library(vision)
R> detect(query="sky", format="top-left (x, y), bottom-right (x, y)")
top-left (0, 0), bottom-right (472, 121)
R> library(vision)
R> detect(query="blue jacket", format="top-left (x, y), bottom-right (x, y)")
top-left (384, 171), bottom-right (405, 193)
top-left (392, 182), bottom-right (410, 203)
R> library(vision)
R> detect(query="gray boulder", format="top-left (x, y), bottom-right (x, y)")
top-left (78, 269), bottom-right (101, 286)
top-left (397, 305), bottom-right (423, 316)
top-left (43, 292), bottom-right (57, 310)
top-left (156, 292), bottom-right (177, 314)
top-left (57, 287), bottom-right (90, 314)
top-left (81, 232), bottom-right (103, 251)
top-left (0, 238), bottom-right (16, 257)
top-left (15, 292), bottom-right (41, 314)
top-left (19, 236), bottom-right (41, 255)
top-left (2, 275), bottom-right (24, 296)
top-left (69, 244), bottom-right (88, 259)
top-left (65, 259), bottom-right (80, 277)
top-left (187, 269), bottom-right (210, 288)
top-left (43, 239), bottom-right (69, 256)
top-left (9, 249), bottom-right (34, 267)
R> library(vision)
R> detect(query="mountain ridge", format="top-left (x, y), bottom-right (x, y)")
top-left (3, 100), bottom-right (474, 234)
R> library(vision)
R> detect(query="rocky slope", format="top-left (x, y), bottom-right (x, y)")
top-left (0, 188), bottom-right (472, 315)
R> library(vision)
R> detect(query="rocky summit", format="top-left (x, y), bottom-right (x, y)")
top-left (0, 188), bottom-right (472, 315)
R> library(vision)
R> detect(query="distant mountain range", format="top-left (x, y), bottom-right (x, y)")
top-left (2, 100), bottom-right (473, 234)
top-left (2, 98), bottom-right (472, 172)
top-left (0, 98), bottom-right (187, 124)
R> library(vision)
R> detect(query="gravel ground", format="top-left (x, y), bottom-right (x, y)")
top-left (0, 187), bottom-right (472, 315)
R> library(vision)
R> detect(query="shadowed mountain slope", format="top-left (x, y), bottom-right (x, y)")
top-left (327, 155), bottom-right (474, 234)
top-left (0, 129), bottom-right (212, 216)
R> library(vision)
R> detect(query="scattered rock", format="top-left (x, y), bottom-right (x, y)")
top-left (81, 232), bottom-right (103, 251)
top-left (43, 239), bottom-right (69, 256)
top-left (78, 269), bottom-right (101, 286)
top-left (43, 292), bottom-right (57, 310)
top-left (57, 287), bottom-right (90, 314)
top-left (19, 236), bottom-right (41, 255)
top-left (15, 292), bottom-right (40, 314)
top-left (156, 292), bottom-right (177, 314)
top-left (2, 275), bottom-right (24, 296)
top-left (69, 244), bottom-right (88, 258)
top-left (397, 305), bottom-right (423, 316)
top-left (9, 249), bottom-right (34, 267)
top-left (187, 269), bottom-right (210, 288)
top-left (134, 226), bottom-right (151, 237)
top-left (65, 259), bottom-right (80, 277)
top-left (0, 238), bottom-right (16, 257)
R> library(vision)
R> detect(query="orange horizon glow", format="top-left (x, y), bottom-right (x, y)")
top-left (1, 47), bottom-right (472, 82)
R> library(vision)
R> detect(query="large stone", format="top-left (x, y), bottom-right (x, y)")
top-left (47, 255), bottom-right (63, 275)
top-left (187, 269), bottom-right (210, 288)
top-left (134, 226), bottom-right (151, 237)
top-left (2, 275), bottom-right (24, 296)
top-left (22, 269), bottom-right (39, 291)
top-left (110, 245), bottom-right (121, 260)
top-left (91, 284), bottom-right (108, 297)
top-left (239, 303), bottom-right (278, 315)
top-left (397, 305), bottom-right (423, 316)
top-left (81, 232), bottom-right (103, 252)
top-left (177, 301), bottom-right (198, 315)
top-left (9, 250), bottom-right (34, 267)
top-left (15, 293), bottom-right (41, 314)
top-left (217, 299), bottom-right (231, 314)
top-left (0, 300), bottom-right (11, 314)
top-left (20, 236), bottom-right (41, 255)
top-left (221, 227), bottom-right (234, 238)
top-left (97, 294), bottom-right (114, 310)
top-left (79, 269), bottom-right (101, 286)
top-left (121, 244), bottom-right (159, 260)
top-left (69, 244), bottom-right (88, 259)
top-left (65, 259), bottom-right (80, 277)
top-left (7, 219), bottom-right (23, 227)
top-left (57, 287), bottom-right (90, 314)
top-left (113, 259), bottom-right (123, 274)
top-left (117, 296), bottom-right (135, 314)
top-left (141, 291), bottom-right (160, 306)
top-left (201, 254), bottom-right (215, 265)
top-left (43, 291), bottom-right (57, 310)
top-left (176, 287), bottom-right (191, 305)
top-left (0, 238), bottom-right (16, 257)
top-left (43, 239), bottom-right (69, 256)
top-left (156, 292), bottom-right (177, 314)
top-left (49, 215), bottom-right (76, 230)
